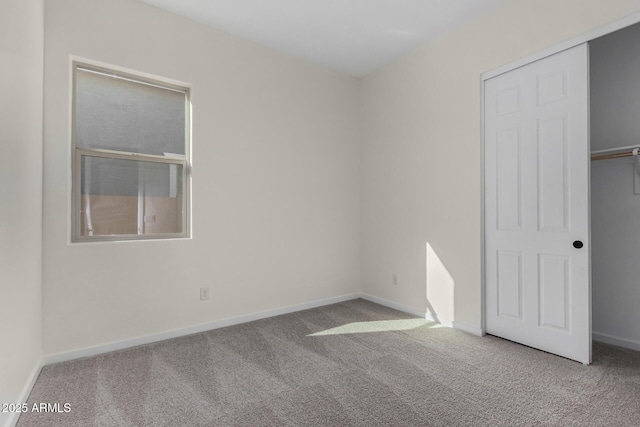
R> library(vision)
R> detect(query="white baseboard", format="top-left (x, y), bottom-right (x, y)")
top-left (44, 293), bottom-right (361, 365)
top-left (452, 321), bottom-right (484, 337)
top-left (41, 292), bottom-right (489, 367)
top-left (593, 331), bottom-right (640, 352)
top-left (359, 293), bottom-right (427, 318)
top-left (5, 359), bottom-right (43, 427)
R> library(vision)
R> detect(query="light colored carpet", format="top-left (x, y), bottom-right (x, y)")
top-left (17, 299), bottom-right (640, 426)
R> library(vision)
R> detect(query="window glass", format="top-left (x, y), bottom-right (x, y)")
top-left (75, 68), bottom-right (185, 155)
top-left (73, 64), bottom-right (189, 241)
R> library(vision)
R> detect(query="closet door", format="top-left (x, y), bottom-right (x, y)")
top-left (484, 43), bottom-right (590, 364)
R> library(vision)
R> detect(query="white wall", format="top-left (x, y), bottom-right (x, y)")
top-left (0, 0), bottom-right (44, 425)
top-left (590, 23), bottom-right (640, 349)
top-left (43, 0), bottom-right (361, 355)
top-left (361, 0), bottom-right (640, 331)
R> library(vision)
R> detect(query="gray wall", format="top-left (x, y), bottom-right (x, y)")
top-left (590, 22), bottom-right (640, 349)
top-left (0, 0), bottom-right (44, 425)
top-left (591, 24), bottom-right (640, 152)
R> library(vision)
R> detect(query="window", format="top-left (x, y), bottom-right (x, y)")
top-left (72, 63), bottom-right (190, 241)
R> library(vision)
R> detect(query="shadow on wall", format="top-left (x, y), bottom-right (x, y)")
top-left (426, 242), bottom-right (455, 327)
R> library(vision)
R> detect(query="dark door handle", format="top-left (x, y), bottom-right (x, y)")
top-left (573, 240), bottom-right (584, 249)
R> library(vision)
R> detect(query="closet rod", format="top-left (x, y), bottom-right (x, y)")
top-left (591, 151), bottom-right (637, 161)
top-left (591, 147), bottom-right (640, 161)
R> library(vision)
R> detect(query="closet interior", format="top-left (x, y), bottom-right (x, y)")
top-left (590, 22), bottom-right (640, 351)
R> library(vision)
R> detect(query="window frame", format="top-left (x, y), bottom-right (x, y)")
top-left (71, 61), bottom-right (191, 242)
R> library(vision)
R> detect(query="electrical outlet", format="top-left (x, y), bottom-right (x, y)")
top-left (393, 273), bottom-right (399, 286)
top-left (200, 287), bottom-right (210, 301)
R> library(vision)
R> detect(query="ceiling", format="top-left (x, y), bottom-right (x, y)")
top-left (139, 0), bottom-right (503, 77)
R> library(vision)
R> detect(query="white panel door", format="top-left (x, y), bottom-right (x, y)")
top-left (484, 44), bottom-right (590, 364)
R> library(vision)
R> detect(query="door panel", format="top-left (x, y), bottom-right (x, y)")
top-left (496, 128), bottom-right (522, 230)
top-left (497, 250), bottom-right (523, 319)
top-left (485, 44), bottom-right (590, 364)
top-left (538, 115), bottom-right (568, 231)
top-left (538, 254), bottom-right (570, 331)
